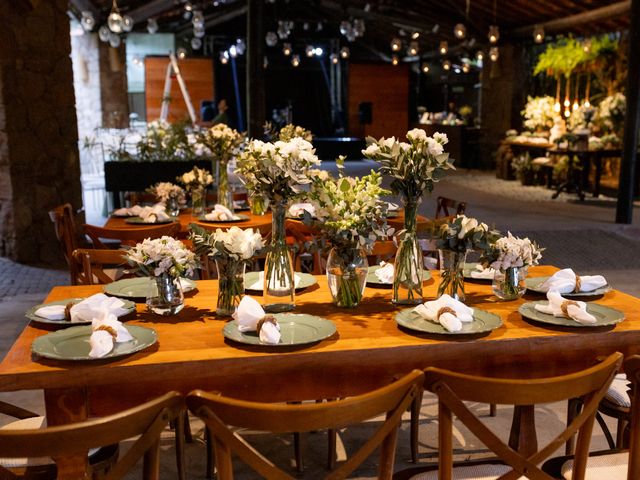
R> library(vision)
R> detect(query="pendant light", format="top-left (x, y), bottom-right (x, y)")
top-left (107, 0), bottom-right (123, 33)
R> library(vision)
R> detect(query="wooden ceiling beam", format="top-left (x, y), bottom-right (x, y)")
top-left (175, 3), bottom-right (247, 36)
top-left (128, 0), bottom-right (177, 24)
top-left (68, 0), bottom-right (100, 18)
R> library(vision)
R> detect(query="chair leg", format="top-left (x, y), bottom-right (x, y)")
top-left (595, 412), bottom-right (616, 450)
top-left (143, 439), bottom-right (161, 480)
top-left (205, 427), bottom-right (215, 480)
top-left (174, 411), bottom-right (187, 480)
top-left (327, 428), bottom-right (337, 470)
top-left (183, 411), bottom-right (193, 443)
top-left (565, 398), bottom-right (582, 455)
top-left (294, 432), bottom-right (304, 473)
top-left (616, 418), bottom-right (629, 449)
top-left (410, 392), bottom-right (422, 463)
top-left (489, 404), bottom-right (497, 417)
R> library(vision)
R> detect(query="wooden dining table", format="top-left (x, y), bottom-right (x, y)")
top-left (2, 266), bottom-right (640, 478)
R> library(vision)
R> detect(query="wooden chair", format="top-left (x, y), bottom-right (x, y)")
top-left (72, 248), bottom-right (133, 285)
top-left (49, 203), bottom-right (83, 284)
top-left (187, 370), bottom-right (424, 479)
top-left (395, 352), bottom-right (622, 480)
top-left (0, 391), bottom-right (182, 480)
top-left (83, 223), bottom-right (181, 249)
top-left (435, 196), bottom-right (467, 219)
top-left (285, 220), bottom-right (323, 275)
top-left (368, 240), bottom-right (398, 265)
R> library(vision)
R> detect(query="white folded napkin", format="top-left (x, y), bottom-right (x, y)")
top-left (247, 272), bottom-right (301, 290)
top-left (288, 203), bottom-right (315, 217)
top-left (470, 264), bottom-right (496, 280)
top-left (88, 314), bottom-right (134, 358)
top-left (413, 294), bottom-right (474, 332)
top-left (232, 296), bottom-right (281, 344)
top-left (204, 204), bottom-right (238, 221)
top-left (374, 261), bottom-right (395, 283)
top-left (534, 291), bottom-right (596, 325)
top-left (540, 268), bottom-right (607, 294)
top-left (34, 305), bottom-right (67, 320)
top-left (69, 293), bottom-right (129, 323)
top-left (113, 205), bottom-right (143, 217)
top-left (387, 202), bottom-right (400, 211)
top-left (138, 204), bottom-right (171, 223)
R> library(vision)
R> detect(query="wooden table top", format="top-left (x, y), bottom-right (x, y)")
top-left (1, 266), bottom-right (639, 405)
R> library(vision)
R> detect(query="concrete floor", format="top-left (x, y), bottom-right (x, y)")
top-left (0, 166), bottom-right (637, 478)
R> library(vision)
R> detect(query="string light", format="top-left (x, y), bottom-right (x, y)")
top-left (291, 54), bottom-right (300, 67)
top-left (489, 47), bottom-right (499, 62)
top-left (219, 51), bottom-right (228, 64)
top-left (476, 50), bottom-right (484, 61)
top-left (390, 37), bottom-right (402, 52)
top-left (488, 25), bottom-right (500, 44)
top-left (340, 46), bottom-right (350, 59)
top-left (408, 41), bottom-right (419, 56)
top-left (454, 23), bottom-right (466, 39)
top-left (421, 63), bottom-right (429, 73)
top-left (391, 55), bottom-right (399, 65)
top-left (442, 60), bottom-right (451, 71)
top-left (462, 62), bottom-right (470, 73)
top-left (107, 0), bottom-right (123, 33)
top-left (177, 47), bottom-right (187, 59)
top-left (330, 53), bottom-right (339, 64)
top-left (439, 41), bottom-right (448, 55)
top-left (282, 43), bottom-right (292, 56)
top-left (533, 24), bottom-right (545, 44)
top-left (411, 31), bottom-right (420, 39)
top-left (305, 45), bottom-right (314, 57)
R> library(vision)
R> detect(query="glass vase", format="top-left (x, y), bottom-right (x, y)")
top-left (492, 266), bottom-right (527, 301)
top-left (216, 160), bottom-right (234, 211)
top-left (166, 197), bottom-right (180, 217)
top-left (437, 249), bottom-right (468, 301)
top-left (326, 246), bottom-right (368, 308)
top-left (249, 194), bottom-right (269, 216)
top-left (263, 199), bottom-right (295, 312)
top-left (146, 273), bottom-right (184, 315)
top-left (215, 257), bottom-right (246, 316)
top-left (393, 196), bottom-right (424, 305)
top-left (191, 187), bottom-right (206, 217)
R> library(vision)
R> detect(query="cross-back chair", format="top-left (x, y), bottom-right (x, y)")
top-left (187, 370), bottom-right (424, 479)
top-left (368, 240), bottom-right (398, 265)
top-left (83, 223), bottom-right (181, 249)
top-left (72, 248), bottom-right (133, 285)
top-left (285, 219), bottom-right (323, 275)
top-left (396, 352), bottom-right (622, 480)
top-left (0, 391), bottom-right (183, 480)
top-left (49, 203), bottom-right (83, 284)
top-left (435, 196), bottom-right (467, 219)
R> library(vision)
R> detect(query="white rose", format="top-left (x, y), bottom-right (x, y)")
top-left (407, 128), bottom-right (427, 142)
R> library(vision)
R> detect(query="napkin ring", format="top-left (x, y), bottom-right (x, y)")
top-left (64, 302), bottom-right (76, 322)
top-left (257, 315), bottom-right (278, 334)
top-left (95, 324), bottom-right (118, 339)
top-left (561, 300), bottom-right (580, 317)
top-left (437, 307), bottom-right (457, 321)
top-left (574, 275), bottom-right (582, 293)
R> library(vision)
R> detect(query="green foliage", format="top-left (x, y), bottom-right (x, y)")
top-left (533, 35), bottom-right (619, 77)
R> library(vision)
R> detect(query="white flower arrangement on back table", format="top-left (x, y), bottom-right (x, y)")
top-left (521, 96), bottom-right (559, 132)
top-left (126, 236), bottom-right (197, 278)
top-left (148, 182), bottom-right (186, 204)
top-left (481, 232), bottom-right (543, 272)
top-left (178, 166), bottom-right (213, 192)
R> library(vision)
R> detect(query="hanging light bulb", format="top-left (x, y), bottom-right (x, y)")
top-left (177, 47), bottom-right (188, 59)
top-left (265, 31), bottom-right (278, 47)
top-left (533, 24), bottom-right (545, 44)
top-left (228, 45), bottom-right (238, 58)
top-left (184, 2), bottom-right (193, 12)
top-left (390, 37), bottom-right (402, 52)
top-left (462, 62), bottom-right (471, 73)
top-left (80, 11), bottom-right (95, 32)
top-left (263, 56), bottom-right (269, 69)
top-left (476, 50), bottom-right (484, 61)
top-left (98, 25), bottom-right (110, 42)
top-left (147, 18), bottom-right (158, 34)
top-left (583, 39), bottom-right (592, 53)
top-left (554, 102), bottom-right (561, 113)
top-left (282, 43), bottom-right (292, 56)
top-left (330, 53), bottom-right (339, 64)
top-left (107, 9), bottom-right (123, 33)
top-left (219, 51), bottom-right (229, 64)
top-left (391, 55), bottom-right (399, 66)
top-left (584, 99), bottom-right (591, 108)
top-left (339, 21), bottom-right (351, 36)
top-left (194, 25), bottom-right (205, 38)
top-left (235, 39), bottom-right (246, 55)
top-left (108, 32), bottom-right (121, 48)
top-left (442, 60), bottom-right (451, 71)
top-left (408, 41), bottom-right (419, 56)
top-left (121, 15), bottom-right (133, 32)
top-left (454, 23), bottom-right (466, 39)
top-left (421, 63), bottom-right (430, 73)
top-left (191, 37), bottom-right (202, 50)
top-left (489, 47), bottom-right (499, 62)
top-left (340, 46), bottom-right (350, 59)
top-left (192, 10), bottom-right (204, 27)
top-left (291, 54), bottom-right (300, 67)
top-left (305, 45), bottom-right (315, 57)
top-left (411, 31), bottom-right (420, 39)
top-left (572, 100), bottom-right (579, 111)
top-left (564, 96), bottom-right (571, 107)
top-left (439, 41), bottom-right (448, 55)
top-left (488, 25), bottom-right (500, 44)
top-left (564, 109), bottom-right (571, 118)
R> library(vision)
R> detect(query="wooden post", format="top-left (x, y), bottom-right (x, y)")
top-left (246, 0), bottom-right (265, 137)
top-left (615, 0), bottom-right (640, 223)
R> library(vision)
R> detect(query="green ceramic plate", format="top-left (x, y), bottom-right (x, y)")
top-left (26, 298), bottom-right (136, 326)
top-left (223, 314), bottom-right (336, 346)
top-left (197, 214), bottom-right (250, 223)
top-left (31, 325), bottom-right (157, 361)
top-left (463, 262), bottom-right (496, 281)
top-left (519, 301), bottom-right (625, 328)
top-left (123, 216), bottom-right (175, 225)
top-left (395, 307), bottom-right (502, 335)
top-left (524, 276), bottom-right (612, 297)
top-left (104, 277), bottom-right (196, 298)
top-left (244, 272), bottom-right (317, 293)
top-left (366, 266), bottom-right (431, 288)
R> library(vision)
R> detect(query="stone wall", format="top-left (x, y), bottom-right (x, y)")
top-left (99, 41), bottom-right (129, 129)
top-left (0, 0), bottom-right (83, 263)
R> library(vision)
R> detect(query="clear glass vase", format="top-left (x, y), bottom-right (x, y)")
top-left (191, 186), bottom-right (206, 217)
top-left (393, 196), bottom-right (424, 305)
top-left (166, 197), bottom-right (180, 217)
top-left (326, 246), bottom-right (368, 308)
top-left (249, 194), bottom-right (269, 216)
top-left (216, 160), bottom-right (234, 211)
top-left (146, 273), bottom-right (184, 315)
top-left (438, 249), bottom-right (468, 301)
top-left (215, 257), bottom-right (246, 316)
top-left (492, 266), bottom-right (527, 301)
top-left (263, 199), bottom-right (295, 312)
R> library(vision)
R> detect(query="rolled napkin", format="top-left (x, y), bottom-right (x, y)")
top-left (88, 314), bottom-right (134, 358)
top-left (540, 268), bottom-right (607, 294)
top-left (113, 205), bottom-right (143, 217)
top-left (374, 261), bottom-right (395, 283)
top-left (232, 296), bottom-right (281, 345)
top-left (34, 305), bottom-right (67, 321)
top-left (138, 204), bottom-right (171, 223)
top-left (204, 204), bottom-right (238, 221)
top-left (470, 264), bottom-right (496, 280)
top-left (387, 202), bottom-right (400, 211)
top-left (288, 203), bottom-right (315, 217)
top-left (534, 291), bottom-right (596, 325)
top-left (69, 293), bottom-right (130, 323)
top-left (413, 294), bottom-right (474, 333)
top-left (247, 272), bottom-right (301, 291)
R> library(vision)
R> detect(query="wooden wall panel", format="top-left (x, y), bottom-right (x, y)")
top-left (144, 57), bottom-right (214, 123)
top-left (347, 63), bottom-right (409, 139)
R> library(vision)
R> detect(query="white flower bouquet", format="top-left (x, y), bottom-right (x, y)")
top-left (521, 96), bottom-right (559, 132)
top-left (200, 123), bottom-right (244, 162)
top-left (481, 232), bottom-right (543, 271)
top-left (178, 166), bottom-right (213, 192)
top-left (126, 236), bottom-right (197, 278)
top-left (278, 124), bottom-right (313, 142)
top-left (595, 93), bottom-right (626, 134)
top-left (148, 182), bottom-right (186, 204)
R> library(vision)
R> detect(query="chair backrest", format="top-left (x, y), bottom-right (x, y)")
top-left (72, 248), bottom-right (134, 285)
top-left (83, 223), bottom-right (181, 249)
top-left (285, 220), bottom-right (322, 274)
top-left (623, 355), bottom-right (640, 480)
top-left (368, 240), bottom-right (397, 265)
top-left (425, 352), bottom-right (622, 480)
top-left (187, 370), bottom-right (424, 480)
top-left (0, 391), bottom-right (183, 480)
top-left (49, 204), bottom-right (82, 284)
top-left (435, 196), bottom-right (467, 219)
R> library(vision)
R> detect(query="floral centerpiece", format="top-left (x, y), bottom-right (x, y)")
top-left (595, 93), bottom-right (626, 137)
top-left (435, 215), bottom-right (499, 301)
top-left (363, 128), bottom-right (454, 304)
top-left (481, 232), bottom-right (543, 300)
top-left (126, 236), bottom-right (197, 315)
top-left (178, 166), bottom-right (213, 216)
top-left (308, 167), bottom-right (391, 307)
top-left (147, 182), bottom-right (185, 216)
top-left (199, 124), bottom-right (244, 211)
top-left (521, 96), bottom-right (559, 133)
top-left (236, 137), bottom-right (321, 312)
top-left (191, 224), bottom-right (264, 316)
top-left (278, 124), bottom-right (313, 142)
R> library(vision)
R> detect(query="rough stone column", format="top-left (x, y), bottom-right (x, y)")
top-left (0, 0), bottom-right (83, 263)
top-left (99, 41), bottom-right (129, 129)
